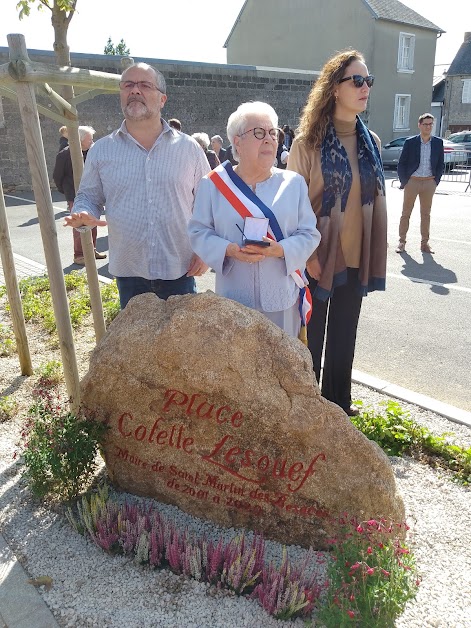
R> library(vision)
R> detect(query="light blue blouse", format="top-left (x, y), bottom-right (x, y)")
top-left (188, 168), bottom-right (320, 313)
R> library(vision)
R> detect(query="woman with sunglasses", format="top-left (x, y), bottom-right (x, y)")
top-left (288, 49), bottom-right (387, 416)
top-left (189, 101), bottom-right (320, 339)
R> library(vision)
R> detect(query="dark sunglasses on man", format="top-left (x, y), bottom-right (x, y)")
top-left (338, 74), bottom-right (375, 88)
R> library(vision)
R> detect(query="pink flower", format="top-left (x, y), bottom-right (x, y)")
top-left (367, 519), bottom-right (377, 526)
top-left (367, 546), bottom-right (373, 555)
top-left (347, 610), bottom-right (355, 619)
top-left (381, 569), bottom-right (390, 577)
top-left (366, 567), bottom-right (375, 576)
top-left (351, 562), bottom-right (361, 571)
top-left (356, 525), bottom-right (364, 533)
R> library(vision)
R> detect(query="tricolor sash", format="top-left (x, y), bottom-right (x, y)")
top-left (208, 161), bottom-right (312, 342)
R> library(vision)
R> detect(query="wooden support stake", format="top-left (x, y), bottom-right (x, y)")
top-left (0, 175), bottom-right (33, 376)
top-left (8, 34), bottom-right (81, 410)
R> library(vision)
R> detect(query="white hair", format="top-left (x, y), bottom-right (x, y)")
top-left (78, 125), bottom-right (96, 140)
top-left (226, 101), bottom-right (278, 162)
top-left (211, 135), bottom-right (223, 144)
top-left (191, 132), bottom-right (210, 150)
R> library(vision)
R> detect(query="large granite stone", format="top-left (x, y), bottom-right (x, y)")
top-left (81, 292), bottom-right (404, 548)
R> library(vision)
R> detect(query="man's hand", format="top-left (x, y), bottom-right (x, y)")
top-left (187, 254), bottom-right (209, 277)
top-left (63, 212), bottom-right (107, 229)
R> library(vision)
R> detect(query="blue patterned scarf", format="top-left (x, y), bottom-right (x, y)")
top-left (320, 116), bottom-right (385, 217)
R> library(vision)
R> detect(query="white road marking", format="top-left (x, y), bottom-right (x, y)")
top-left (5, 194), bottom-right (67, 213)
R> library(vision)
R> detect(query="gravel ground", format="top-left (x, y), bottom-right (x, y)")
top-left (0, 305), bottom-right (470, 627)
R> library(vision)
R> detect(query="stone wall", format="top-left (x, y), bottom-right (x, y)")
top-left (0, 48), bottom-right (317, 189)
top-left (443, 75), bottom-right (471, 133)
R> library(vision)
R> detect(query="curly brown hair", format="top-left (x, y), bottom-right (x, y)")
top-left (297, 49), bottom-right (365, 150)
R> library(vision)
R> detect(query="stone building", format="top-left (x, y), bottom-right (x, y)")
top-left (442, 32), bottom-right (471, 134)
top-left (225, 0), bottom-right (443, 143)
top-left (0, 48), bottom-right (318, 188)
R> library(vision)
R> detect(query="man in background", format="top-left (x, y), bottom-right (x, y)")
top-left (53, 125), bottom-right (107, 265)
top-left (396, 113), bottom-right (444, 254)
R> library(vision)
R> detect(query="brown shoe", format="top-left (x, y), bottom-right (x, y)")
top-left (396, 242), bottom-right (405, 253)
top-left (73, 256), bottom-right (85, 265)
top-left (94, 250), bottom-right (107, 260)
top-left (421, 243), bottom-right (434, 254)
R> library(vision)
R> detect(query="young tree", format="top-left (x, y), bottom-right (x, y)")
top-left (16, 0), bottom-right (78, 67)
top-left (104, 37), bottom-right (130, 56)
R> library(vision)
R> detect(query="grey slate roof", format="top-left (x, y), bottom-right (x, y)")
top-left (447, 38), bottom-right (471, 76)
top-left (361, 0), bottom-right (443, 32)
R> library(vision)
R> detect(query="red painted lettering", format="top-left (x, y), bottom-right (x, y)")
top-left (215, 405), bottom-right (231, 424)
top-left (196, 401), bottom-right (214, 419)
top-left (148, 418), bottom-right (164, 443)
top-left (224, 446), bottom-right (242, 465)
top-left (186, 393), bottom-right (201, 416)
top-left (118, 412), bottom-right (133, 437)
top-left (182, 437), bottom-right (194, 453)
top-left (257, 455), bottom-right (270, 471)
top-left (288, 453), bottom-right (326, 492)
top-left (162, 389), bottom-right (188, 412)
top-left (156, 430), bottom-right (168, 445)
top-left (272, 459), bottom-right (287, 478)
top-left (134, 425), bottom-right (147, 441)
top-left (231, 411), bottom-right (243, 427)
top-left (241, 449), bottom-right (253, 467)
top-left (287, 462), bottom-right (304, 482)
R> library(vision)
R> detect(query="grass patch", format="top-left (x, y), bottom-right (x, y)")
top-left (3, 272), bottom-right (120, 334)
top-left (0, 395), bottom-right (18, 422)
top-left (0, 322), bottom-right (16, 356)
top-left (352, 400), bottom-right (471, 486)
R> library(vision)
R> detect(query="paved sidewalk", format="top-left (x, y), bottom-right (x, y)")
top-left (0, 533), bottom-right (59, 628)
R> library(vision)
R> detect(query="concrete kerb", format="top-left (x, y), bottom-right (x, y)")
top-left (0, 533), bottom-right (60, 628)
top-left (352, 369), bottom-right (471, 428)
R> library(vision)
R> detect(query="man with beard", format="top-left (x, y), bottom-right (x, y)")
top-left (64, 63), bottom-right (210, 308)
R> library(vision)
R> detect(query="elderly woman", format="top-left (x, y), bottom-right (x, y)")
top-left (188, 101), bottom-right (320, 339)
top-left (288, 49), bottom-right (387, 415)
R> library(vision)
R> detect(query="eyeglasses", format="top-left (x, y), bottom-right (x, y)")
top-left (338, 74), bottom-right (375, 88)
top-left (119, 80), bottom-right (164, 93)
top-left (239, 127), bottom-right (279, 140)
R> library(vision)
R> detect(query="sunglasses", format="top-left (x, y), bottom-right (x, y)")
top-left (338, 74), bottom-right (375, 88)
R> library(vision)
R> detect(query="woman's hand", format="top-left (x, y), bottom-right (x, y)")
top-left (226, 242), bottom-right (265, 264)
top-left (306, 256), bottom-right (322, 280)
top-left (63, 212), bottom-right (107, 229)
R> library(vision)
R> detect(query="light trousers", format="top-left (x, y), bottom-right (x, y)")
top-left (399, 177), bottom-right (437, 245)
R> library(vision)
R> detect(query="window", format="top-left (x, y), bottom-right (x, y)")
top-left (393, 94), bottom-right (411, 130)
top-left (398, 33), bottom-right (415, 72)
top-left (462, 80), bottom-right (471, 104)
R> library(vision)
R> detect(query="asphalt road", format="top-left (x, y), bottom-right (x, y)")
top-left (1, 174), bottom-right (471, 411)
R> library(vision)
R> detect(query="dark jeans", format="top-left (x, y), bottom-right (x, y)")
top-left (116, 274), bottom-right (196, 309)
top-left (307, 268), bottom-right (363, 412)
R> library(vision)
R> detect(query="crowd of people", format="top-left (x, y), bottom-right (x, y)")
top-left (61, 49), bottom-right (443, 417)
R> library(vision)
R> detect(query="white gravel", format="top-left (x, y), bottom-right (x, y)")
top-left (1, 382), bottom-right (470, 627)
